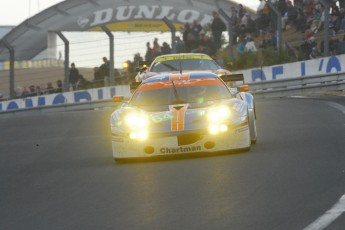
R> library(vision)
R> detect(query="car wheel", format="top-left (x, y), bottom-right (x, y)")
top-left (248, 109), bottom-right (257, 144)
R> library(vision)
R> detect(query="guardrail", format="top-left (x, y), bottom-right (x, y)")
top-left (0, 85), bottom-right (131, 116)
top-left (249, 72), bottom-right (345, 98)
top-left (0, 99), bottom-right (120, 118)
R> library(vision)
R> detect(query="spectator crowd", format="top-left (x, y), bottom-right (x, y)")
top-left (14, 80), bottom-right (63, 99)
top-left (143, 11), bottom-right (227, 62)
top-left (140, 0), bottom-right (345, 63)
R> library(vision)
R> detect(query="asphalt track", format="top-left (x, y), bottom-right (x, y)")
top-left (0, 95), bottom-right (345, 230)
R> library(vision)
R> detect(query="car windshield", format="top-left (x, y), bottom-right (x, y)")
top-left (130, 82), bottom-right (232, 107)
top-left (150, 59), bottom-right (220, 72)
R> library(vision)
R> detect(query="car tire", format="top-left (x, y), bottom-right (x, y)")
top-left (248, 109), bottom-right (257, 144)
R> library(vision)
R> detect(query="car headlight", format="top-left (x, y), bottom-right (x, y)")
top-left (125, 111), bottom-right (149, 141)
top-left (207, 105), bottom-right (231, 122)
top-left (125, 113), bottom-right (148, 128)
top-left (207, 105), bottom-right (231, 135)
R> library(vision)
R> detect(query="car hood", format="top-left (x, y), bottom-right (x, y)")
top-left (112, 98), bottom-right (247, 134)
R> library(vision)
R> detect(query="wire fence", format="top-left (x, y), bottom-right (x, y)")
top-left (0, 31), bottom-right (173, 99)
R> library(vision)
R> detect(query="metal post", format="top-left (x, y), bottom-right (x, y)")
top-left (320, 0), bottom-right (329, 57)
top-left (265, 0), bottom-right (282, 52)
top-left (162, 17), bottom-right (176, 54)
top-left (55, 31), bottom-right (70, 92)
top-left (0, 40), bottom-right (15, 99)
top-left (218, 9), bottom-right (233, 59)
top-left (101, 25), bottom-right (115, 85)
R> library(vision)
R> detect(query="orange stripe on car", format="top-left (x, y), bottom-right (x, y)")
top-left (169, 104), bottom-right (188, 131)
top-left (169, 73), bottom-right (190, 81)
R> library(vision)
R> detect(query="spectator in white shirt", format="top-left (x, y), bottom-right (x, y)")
top-left (245, 38), bottom-right (258, 52)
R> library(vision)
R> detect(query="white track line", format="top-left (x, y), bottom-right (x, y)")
top-left (303, 195), bottom-right (345, 230)
top-left (289, 96), bottom-right (309, 99)
top-left (303, 101), bottom-right (345, 230)
top-left (325, 101), bottom-right (345, 115)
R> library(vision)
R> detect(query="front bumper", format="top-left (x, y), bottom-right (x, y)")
top-left (112, 125), bottom-right (250, 159)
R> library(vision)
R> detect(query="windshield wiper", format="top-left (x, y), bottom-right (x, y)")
top-left (161, 63), bottom-right (178, 71)
top-left (170, 80), bottom-right (187, 104)
top-left (179, 60), bottom-right (182, 74)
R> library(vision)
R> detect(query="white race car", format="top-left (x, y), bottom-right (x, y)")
top-left (111, 71), bottom-right (257, 161)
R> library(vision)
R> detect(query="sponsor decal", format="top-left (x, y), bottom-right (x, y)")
top-left (233, 101), bottom-right (246, 113)
top-left (112, 137), bottom-right (124, 142)
top-left (151, 111), bottom-right (174, 123)
top-left (84, 5), bottom-right (213, 31)
top-left (235, 126), bottom-right (249, 134)
top-left (160, 146), bottom-right (202, 154)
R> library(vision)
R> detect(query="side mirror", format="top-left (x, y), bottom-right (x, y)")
top-left (141, 67), bottom-right (147, 73)
top-left (238, 85), bottom-right (249, 92)
top-left (113, 96), bottom-right (124, 102)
